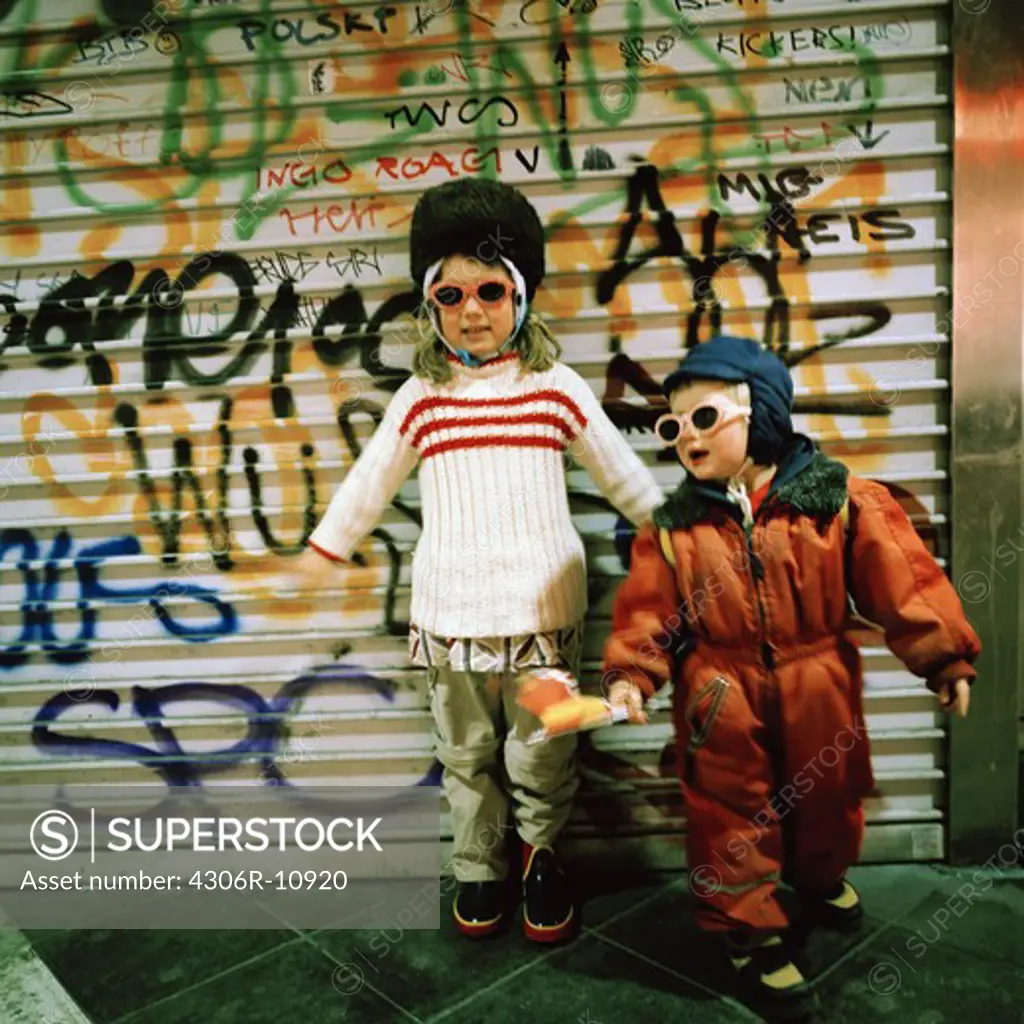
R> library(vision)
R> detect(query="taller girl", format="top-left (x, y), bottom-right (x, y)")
top-left (302, 178), bottom-right (664, 942)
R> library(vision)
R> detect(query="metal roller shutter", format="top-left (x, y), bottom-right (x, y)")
top-left (0, 0), bottom-right (954, 866)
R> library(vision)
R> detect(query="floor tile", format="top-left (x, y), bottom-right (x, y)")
top-left (31, 927), bottom-right (298, 1024)
top-left (0, 928), bottom-right (29, 964)
top-left (591, 867), bottom-right (925, 994)
top-left (819, 922), bottom-right (1024, 1024)
top-left (577, 873), bottom-right (678, 930)
top-left (17, 865), bottom-right (1024, 1024)
top-left (844, 865), bottom-right (955, 925)
top-left (307, 880), bottom-right (546, 1020)
top-left (0, 929), bottom-right (92, 1024)
top-left (432, 932), bottom-right (752, 1023)
top-left (113, 939), bottom-right (415, 1024)
top-left (888, 876), bottom-right (1024, 969)
top-left (781, 865), bottom-right (1003, 979)
top-left (592, 880), bottom-right (735, 992)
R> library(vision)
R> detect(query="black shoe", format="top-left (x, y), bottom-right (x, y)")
top-left (725, 932), bottom-right (819, 1021)
top-left (522, 845), bottom-right (575, 943)
top-left (801, 879), bottom-right (864, 933)
top-left (453, 881), bottom-right (507, 938)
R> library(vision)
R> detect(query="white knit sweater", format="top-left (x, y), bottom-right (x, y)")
top-left (309, 353), bottom-right (664, 638)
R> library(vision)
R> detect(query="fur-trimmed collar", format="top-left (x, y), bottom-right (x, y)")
top-left (653, 449), bottom-right (849, 530)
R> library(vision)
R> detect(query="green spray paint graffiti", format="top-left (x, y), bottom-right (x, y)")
top-left (0, 0), bottom-right (889, 251)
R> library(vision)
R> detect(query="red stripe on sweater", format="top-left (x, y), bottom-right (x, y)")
top-left (410, 412), bottom-right (576, 448)
top-left (400, 390), bottom-right (588, 437)
top-left (419, 436), bottom-right (565, 460)
top-left (308, 540), bottom-right (346, 564)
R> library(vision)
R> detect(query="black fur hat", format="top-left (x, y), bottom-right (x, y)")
top-left (409, 178), bottom-right (546, 301)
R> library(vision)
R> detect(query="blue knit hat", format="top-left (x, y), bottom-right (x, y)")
top-left (662, 335), bottom-right (794, 465)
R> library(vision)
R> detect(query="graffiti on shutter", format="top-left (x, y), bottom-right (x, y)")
top-left (0, 0), bottom-right (952, 861)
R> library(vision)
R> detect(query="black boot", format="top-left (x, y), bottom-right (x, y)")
top-left (522, 845), bottom-right (575, 943)
top-left (801, 878), bottom-right (864, 933)
top-left (453, 881), bottom-right (507, 938)
top-left (725, 931), bottom-right (818, 1021)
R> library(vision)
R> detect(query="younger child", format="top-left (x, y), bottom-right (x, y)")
top-left (293, 178), bottom-right (664, 942)
top-left (602, 335), bottom-right (980, 1017)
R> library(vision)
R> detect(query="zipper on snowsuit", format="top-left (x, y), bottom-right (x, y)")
top-left (735, 510), bottom-right (776, 672)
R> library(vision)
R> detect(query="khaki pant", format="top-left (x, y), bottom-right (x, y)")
top-left (428, 667), bottom-right (579, 882)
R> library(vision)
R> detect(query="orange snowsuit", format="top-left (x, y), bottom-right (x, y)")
top-left (603, 447), bottom-right (980, 934)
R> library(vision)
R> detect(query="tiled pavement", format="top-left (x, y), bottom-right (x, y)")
top-left (13, 864), bottom-right (1024, 1024)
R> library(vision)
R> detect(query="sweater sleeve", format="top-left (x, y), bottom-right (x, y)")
top-left (602, 522), bottom-right (686, 698)
top-left (308, 379), bottom-right (421, 562)
top-left (846, 478), bottom-right (981, 693)
top-left (558, 366), bottom-right (664, 526)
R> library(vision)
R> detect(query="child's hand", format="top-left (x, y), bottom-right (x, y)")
top-left (265, 547), bottom-right (347, 598)
top-left (606, 679), bottom-right (649, 724)
top-left (938, 678), bottom-right (971, 718)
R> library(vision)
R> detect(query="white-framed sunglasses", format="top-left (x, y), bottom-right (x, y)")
top-left (654, 395), bottom-right (751, 446)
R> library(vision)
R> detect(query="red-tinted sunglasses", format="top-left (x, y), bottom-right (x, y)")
top-left (430, 280), bottom-right (512, 308)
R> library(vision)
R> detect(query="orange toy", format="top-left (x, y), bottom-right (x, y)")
top-left (517, 668), bottom-right (630, 745)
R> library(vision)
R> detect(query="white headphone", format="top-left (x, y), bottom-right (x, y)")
top-left (422, 256), bottom-right (528, 367)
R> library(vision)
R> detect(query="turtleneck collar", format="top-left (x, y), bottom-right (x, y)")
top-left (444, 350), bottom-right (521, 377)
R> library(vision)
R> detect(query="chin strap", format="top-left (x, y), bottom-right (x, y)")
top-left (448, 345), bottom-right (489, 368)
top-left (726, 457), bottom-right (756, 530)
top-left (422, 257), bottom-right (528, 367)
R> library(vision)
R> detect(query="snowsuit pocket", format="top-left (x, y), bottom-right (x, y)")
top-left (681, 675), bottom-right (730, 786)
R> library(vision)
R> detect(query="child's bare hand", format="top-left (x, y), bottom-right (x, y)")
top-left (264, 547), bottom-right (348, 598)
top-left (606, 679), bottom-right (649, 724)
top-left (938, 678), bottom-right (971, 718)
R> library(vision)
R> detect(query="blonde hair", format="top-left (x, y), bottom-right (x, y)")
top-left (410, 308), bottom-right (562, 385)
